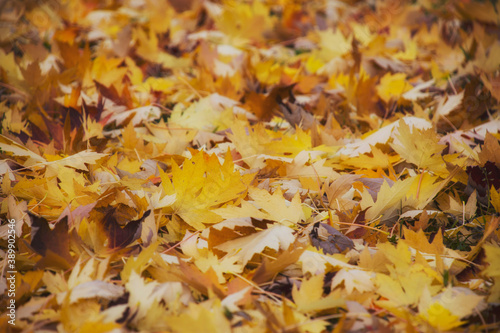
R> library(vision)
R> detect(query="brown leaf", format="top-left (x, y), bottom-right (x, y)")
top-left (101, 209), bottom-right (150, 249)
top-left (309, 222), bottom-right (354, 255)
top-left (277, 99), bottom-right (316, 130)
top-left (29, 213), bottom-right (73, 269)
top-left (253, 241), bottom-right (306, 284)
top-left (245, 84), bottom-right (295, 121)
top-left (178, 260), bottom-right (226, 298)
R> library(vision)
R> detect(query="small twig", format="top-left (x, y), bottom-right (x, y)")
top-left (161, 230), bottom-right (201, 255)
top-left (282, 313), bottom-right (345, 331)
top-left (260, 253), bottom-right (277, 261)
top-left (447, 76), bottom-right (458, 95)
top-left (134, 148), bottom-right (143, 163)
top-left (152, 103), bottom-right (173, 114)
top-left (327, 211), bottom-right (389, 235)
top-left (233, 272), bottom-right (282, 304)
top-left (389, 221), bottom-right (398, 239)
top-left (28, 193), bottom-right (49, 213)
top-left (176, 74), bottom-right (204, 99)
top-left (416, 169), bottom-right (426, 200)
top-left (0, 82), bottom-right (29, 98)
top-left (475, 307), bottom-right (488, 333)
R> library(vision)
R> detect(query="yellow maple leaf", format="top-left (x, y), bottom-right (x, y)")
top-left (374, 240), bottom-right (444, 314)
top-left (360, 177), bottom-right (413, 223)
top-left (490, 186), bottom-right (500, 213)
top-left (418, 286), bottom-right (485, 330)
top-left (299, 248), bottom-right (355, 276)
top-left (194, 251), bottom-right (243, 284)
top-left (419, 302), bottom-right (464, 331)
top-left (214, 187), bottom-right (305, 226)
top-left (316, 29), bottom-right (352, 60)
top-left (160, 150), bottom-right (253, 230)
top-left (375, 271), bottom-right (434, 307)
top-left (254, 59), bottom-right (282, 86)
top-left (0, 134), bottom-right (46, 165)
top-left (82, 115), bottom-right (104, 141)
top-left (55, 165), bottom-right (99, 206)
top-left (134, 27), bottom-right (189, 69)
top-left (44, 150), bottom-right (107, 176)
top-left (292, 273), bottom-right (345, 313)
top-left (61, 299), bottom-right (116, 333)
top-left (341, 145), bottom-right (400, 170)
top-left (265, 127), bottom-right (313, 157)
top-left (478, 132), bottom-right (500, 166)
top-left (165, 299), bottom-right (231, 333)
top-left (330, 268), bottom-right (375, 294)
top-left (390, 120), bottom-right (448, 175)
top-left (305, 53), bottom-right (325, 74)
top-left (125, 271), bottom-right (174, 331)
top-left (0, 50), bottom-right (23, 85)
top-left (215, 224), bottom-right (295, 266)
top-left (483, 243), bottom-right (500, 302)
top-left (405, 228), bottom-right (444, 256)
top-left (228, 119), bottom-right (313, 168)
top-left (136, 76), bottom-right (176, 94)
top-left (1, 102), bottom-right (29, 135)
top-left (121, 241), bottom-right (160, 283)
top-left (90, 55), bottom-right (128, 91)
top-left (394, 39), bottom-right (417, 61)
top-left (213, 1), bottom-right (275, 45)
top-left (168, 94), bottom-right (235, 131)
top-left (376, 72), bottom-right (412, 103)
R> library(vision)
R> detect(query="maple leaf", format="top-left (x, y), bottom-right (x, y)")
top-left (341, 145), bottom-right (400, 170)
top-left (168, 94), bottom-right (236, 131)
top-left (299, 248), bottom-right (356, 276)
top-left (121, 241), bottom-right (161, 283)
top-left (292, 273), bottom-right (345, 313)
top-left (432, 92), bottom-right (464, 123)
top-left (214, 187), bottom-right (305, 226)
top-left (178, 231), bottom-right (244, 283)
top-left (418, 286), bottom-right (485, 330)
top-left (160, 150), bottom-right (254, 230)
top-left (4, 0), bottom-right (500, 330)
top-left (403, 228), bottom-right (445, 255)
top-left (286, 150), bottom-right (339, 180)
top-left (316, 29), bottom-right (352, 60)
top-left (478, 133), bottom-right (500, 166)
top-left (336, 116), bottom-right (432, 157)
top-left (376, 73), bottom-right (412, 103)
top-left (105, 105), bottom-right (161, 127)
top-left (227, 119), bottom-right (313, 168)
top-left (252, 240), bottom-right (306, 284)
top-left (100, 208), bottom-right (150, 249)
top-left (29, 213), bottom-right (73, 269)
top-left (390, 120), bottom-right (448, 175)
top-left (125, 271), bottom-right (170, 330)
top-left (67, 280), bottom-right (124, 304)
top-left (308, 222), bottom-right (354, 254)
top-left (215, 224), bottom-right (295, 266)
top-left (165, 300), bottom-right (232, 333)
top-left (483, 243), bottom-right (500, 302)
top-left (330, 269), bottom-right (375, 294)
top-left (212, 1), bottom-right (275, 45)
top-left (194, 251), bottom-right (244, 284)
top-left (360, 177), bottom-right (413, 223)
top-left (0, 134), bottom-right (46, 165)
top-left (44, 150), bottom-right (107, 177)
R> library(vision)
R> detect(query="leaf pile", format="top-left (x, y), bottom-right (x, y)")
top-left (1, 0), bottom-right (500, 331)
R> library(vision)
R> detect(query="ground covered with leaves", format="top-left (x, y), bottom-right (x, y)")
top-left (1, 0), bottom-right (500, 331)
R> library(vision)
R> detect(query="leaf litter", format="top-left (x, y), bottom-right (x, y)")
top-left (1, 0), bottom-right (500, 332)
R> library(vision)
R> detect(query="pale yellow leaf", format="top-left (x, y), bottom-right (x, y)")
top-left (215, 224), bottom-right (295, 266)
